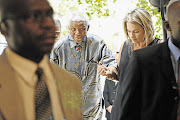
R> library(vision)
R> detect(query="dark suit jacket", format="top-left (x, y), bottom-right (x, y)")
top-left (111, 41), bottom-right (179, 120)
top-left (103, 79), bottom-right (118, 120)
top-left (0, 50), bottom-right (82, 120)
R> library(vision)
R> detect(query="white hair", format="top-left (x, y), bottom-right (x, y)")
top-left (68, 12), bottom-right (89, 28)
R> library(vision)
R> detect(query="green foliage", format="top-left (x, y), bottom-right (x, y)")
top-left (136, 0), bottom-right (163, 39)
top-left (48, 0), bottom-right (111, 38)
top-left (50, 0), bottom-right (79, 16)
top-left (78, 0), bottom-right (110, 20)
top-left (49, 0), bottom-right (110, 19)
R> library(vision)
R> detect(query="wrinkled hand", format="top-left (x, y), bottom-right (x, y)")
top-left (97, 62), bottom-right (108, 76)
top-left (97, 62), bottom-right (118, 80)
top-left (106, 105), bottom-right (112, 113)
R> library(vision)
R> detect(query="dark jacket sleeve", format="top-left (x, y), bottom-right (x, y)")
top-left (103, 79), bottom-right (111, 108)
top-left (111, 51), bottom-right (141, 120)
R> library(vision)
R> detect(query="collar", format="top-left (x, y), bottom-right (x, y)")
top-left (68, 34), bottom-right (87, 48)
top-left (168, 37), bottom-right (180, 61)
top-left (5, 48), bottom-right (51, 87)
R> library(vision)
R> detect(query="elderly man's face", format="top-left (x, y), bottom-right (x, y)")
top-left (69, 21), bottom-right (88, 43)
top-left (3, 0), bottom-right (56, 57)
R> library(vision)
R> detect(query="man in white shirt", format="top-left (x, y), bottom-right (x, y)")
top-left (0, 0), bottom-right (82, 120)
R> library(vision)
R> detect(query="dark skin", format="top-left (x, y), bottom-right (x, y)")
top-left (69, 21), bottom-right (89, 43)
top-left (165, 1), bottom-right (180, 48)
top-left (0, 0), bottom-right (56, 63)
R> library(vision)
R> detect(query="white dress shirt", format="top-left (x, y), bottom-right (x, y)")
top-left (168, 38), bottom-right (180, 82)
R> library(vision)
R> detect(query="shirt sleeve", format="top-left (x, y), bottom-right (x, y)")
top-left (99, 40), bottom-right (117, 68)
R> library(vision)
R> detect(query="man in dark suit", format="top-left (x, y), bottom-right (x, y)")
top-left (103, 79), bottom-right (118, 120)
top-left (0, 0), bottom-right (82, 119)
top-left (103, 52), bottom-right (119, 120)
top-left (111, 0), bottom-right (180, 120)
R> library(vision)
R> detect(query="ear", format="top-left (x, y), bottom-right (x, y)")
top-left (164, 20), bottom-right (171, 31)
top-left (0, 21), bottom-right (8, 36)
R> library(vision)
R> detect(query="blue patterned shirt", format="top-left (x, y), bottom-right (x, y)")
top-left (50, 34), bottom-right (117, 119)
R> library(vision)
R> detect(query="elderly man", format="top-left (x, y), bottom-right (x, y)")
top-left (111, 0), bottom-right (180, 120)
top-left (0, 0), bottom-right (81, 120)
top-left (50, 12), bottom-right (117, 120)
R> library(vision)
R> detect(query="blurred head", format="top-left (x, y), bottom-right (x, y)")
top-left (54, 19), bottom-right (61, 41)
top-left (0, 0), bottom-right (56, 62)
top-left (165, 0), bottom-right (180, 48)
top-left (123, 8), bottom-right (154, 45)
top-left (68, 12), bottom-right (90, 43)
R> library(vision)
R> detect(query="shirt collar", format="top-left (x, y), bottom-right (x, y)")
top-left (5, 47), bottom-right (51, 87)
top-left (68, 34), bottom-right (87, 48)
top-left (168, 37), bottom-right (180, 61)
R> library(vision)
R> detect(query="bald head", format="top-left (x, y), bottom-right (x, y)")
top-left (167, 1), bottom-right (180, 21)
top-left (165, 0), bottom-right (180, 48)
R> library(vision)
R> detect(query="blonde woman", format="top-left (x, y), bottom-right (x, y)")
top-left (117, 8), bottom-right (162, 79)
top-left (110, 8), bottom-right (162, 120)
top-left (111, 1), bottom-right (180, 119)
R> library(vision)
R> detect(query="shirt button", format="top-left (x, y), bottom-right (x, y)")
top-left (175, 97), bottom-right (178, 101)
top-left (172, 86), bottom-right (177, 90)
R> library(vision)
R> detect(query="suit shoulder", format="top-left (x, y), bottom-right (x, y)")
top-left (0, 52), bottom-right (9, 71)
top-left (134, 41), bottom-right (167, 58)
top-left (50, 63), bottom-right (81, 84)
top-left (50, 63), bottom-right (82, 120)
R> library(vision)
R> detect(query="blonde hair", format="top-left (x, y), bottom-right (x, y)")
top-left (123, 8), bottom-right (154, 46)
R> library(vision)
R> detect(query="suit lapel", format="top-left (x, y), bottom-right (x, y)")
top-left (160, 41), bottom-right (178, 90)
top-left (50, 65), bottom-right (66, 119)
top-left (50, 64), bottom-right (82, 120)
top-left (0, 51), bottom-right (25, 120)
top-left (160, 41), bottom-right (179, 118)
